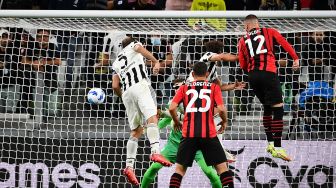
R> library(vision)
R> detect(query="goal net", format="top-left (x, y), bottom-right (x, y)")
top-left (0, 11), bottom-right (335, 187)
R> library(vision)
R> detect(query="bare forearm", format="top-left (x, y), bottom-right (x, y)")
top-left (114, 87), bottom-right (122, 97)
top-left (221, 83), bottom-right (235, 91)
top-left (169, 108), bottom-right (180, 125)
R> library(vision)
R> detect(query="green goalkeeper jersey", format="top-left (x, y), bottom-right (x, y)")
top-left (159, 102), bottom-right (184, 146)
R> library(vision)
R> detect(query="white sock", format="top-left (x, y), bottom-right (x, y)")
top-left (126, 136), bottom-right (138, 168)
top-left (146, 123), bottom-right (160, 154)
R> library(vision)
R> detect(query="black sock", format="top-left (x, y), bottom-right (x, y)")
top-left (272, 107), bottom-right (284, 147)
top-left (169, 173), bottom-right (183, 188)
top-left (220, 171), bottom-right (234, 188)
top-left (263, 105), bottom-right (273, 143)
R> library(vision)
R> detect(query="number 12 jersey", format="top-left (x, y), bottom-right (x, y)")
top-left (238, 27), bottom-right (298, 73)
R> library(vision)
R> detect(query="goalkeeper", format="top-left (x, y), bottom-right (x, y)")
top-left (141, 82), bottom-right (237, 188)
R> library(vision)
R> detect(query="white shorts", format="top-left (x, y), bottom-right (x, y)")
top-left (122, 79), bottom-right (157, 130)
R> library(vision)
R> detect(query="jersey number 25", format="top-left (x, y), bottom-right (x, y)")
top-left (186, 89), bottom-right (211, 113)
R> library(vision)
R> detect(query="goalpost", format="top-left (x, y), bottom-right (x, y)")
top-left (0, 10), bottom-right (335, 187)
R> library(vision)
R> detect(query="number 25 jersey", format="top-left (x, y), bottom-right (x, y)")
top-left (172, 80), bottom-right (223, 138)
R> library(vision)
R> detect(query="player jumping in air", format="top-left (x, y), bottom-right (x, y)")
top-left (141, 79), bottom-right (243, 188)
top-left (168, 62), bottom-right (234, 188)
top-left (112, 36), bottom-right (172, 185)
top-left (238, 14), bottom-right (299, 161)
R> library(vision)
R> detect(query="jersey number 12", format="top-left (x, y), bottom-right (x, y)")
top-left (245, 35), bottom-right (268, 57)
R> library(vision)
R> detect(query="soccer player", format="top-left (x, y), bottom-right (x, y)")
top-left (187, 40), bottom-right (242, 91)
top-left (112, 36), bottom-right (172, 185)
top-left (168, 62), bottom-right (234, 188)
top-left (238, 14), bottom-right (300, 161)
top-left (141, 80), bottom-right (240, 188)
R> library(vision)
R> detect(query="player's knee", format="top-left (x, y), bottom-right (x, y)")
top-left (146, 115), bottom-right (158, 124)
top-left (130, 126), bottom-right (144, 138)
top-left (272, 103), bottom-right (283, 108)
top-left (214, 162), bottom-right (228, 175)
top-left (175, 164), bottom-right (187, 176)
top-left (272, 106), bottom-right (284, 120)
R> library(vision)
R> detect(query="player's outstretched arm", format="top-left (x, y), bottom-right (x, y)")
top-left (216, 104), bottom-right (228, 134)
top-left (210, 53), bottom-right (239, 62)
top-left (112, 74), bottom-right (122, 97)
top-left (220, 81), bottom-right (246, 91)
top-left (134, 44), bottom-right (160, 74)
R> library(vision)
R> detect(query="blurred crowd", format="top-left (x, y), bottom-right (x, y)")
top-left (0, 0), bottom-right (335, 10)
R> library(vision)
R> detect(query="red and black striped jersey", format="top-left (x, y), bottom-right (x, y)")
top-left (238, 27), bottom-right (299, 73)
top-left (172, 80), bottom-right (223, 138)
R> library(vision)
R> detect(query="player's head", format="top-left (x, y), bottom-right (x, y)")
top-left (310, 31), bottom-right (325, 44)
top-left (36, 29), bottom-right (50, 47)
top-left (244, 14), bottom-right (259, 32)
top-left (192, 61), bottom-right (208, 78)
top-left (121, 36), bottom-right (135, 48)
top-left (205, 40), bottom-right (224, 54)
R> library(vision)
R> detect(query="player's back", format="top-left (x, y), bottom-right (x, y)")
top-left (176, 80), bottom-right (222, 138)
top-left (113, 42), bottom-right (148, 91)
top-left (239, 27), bottom-right (277, 73)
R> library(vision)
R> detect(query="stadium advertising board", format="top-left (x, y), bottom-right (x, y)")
top-left (0, 137), bottom-right (151, 188)
top-left (158, 140), bottom-right (335, 188)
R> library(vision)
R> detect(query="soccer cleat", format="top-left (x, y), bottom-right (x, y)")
top-left (271, 148), bottom-right (292, 162)
top-left (266, 143), bottom-right (275, 155)
top-left (150, 154), bottom-right (173, 167)
top-left (224, 149), bottom-right (236, 163)
top-left (123, 167), bottom-right (139, 185)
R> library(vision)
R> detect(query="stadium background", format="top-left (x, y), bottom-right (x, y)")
top-left (0, 0), bottom-right (335, 187)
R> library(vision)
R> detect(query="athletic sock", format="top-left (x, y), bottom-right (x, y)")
top-left (219, 171), bottom-right (234, 188)
top-left (126, 136), bottom-right (138, 168)
top-left (263, 105), bottom-right (273, 143)
top-left (169, 173), bottom-right (183, 188)
top-left (146, 123), bottom-right (160, 154)
top-left (271, 107), bottom-right (284, 147)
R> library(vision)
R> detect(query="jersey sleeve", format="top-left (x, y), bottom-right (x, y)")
top-left (130, 41), bottom-right (143, 50)
top-left (269, 28), bottom-right (299, 61)
top-left (213, 84), bottom-right (224, 106)
top-left (238, 37), bottom-right (248, 71)
top-left (172, 85), bottom-right (184, 105)
top-left (200, 52), bottom-right (216, 62)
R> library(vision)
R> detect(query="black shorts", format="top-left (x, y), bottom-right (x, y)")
top-left (248, 70), bottom-right (283, 106)
top-left (176, 137), bottom-right (227, 167)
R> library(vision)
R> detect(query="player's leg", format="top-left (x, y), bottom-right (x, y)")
top-left (264, 72), bottom-right (291, 161)
top-left (138, 82), bottom-right (172, 166)
top-left (122, 89), bottom-right (143, 185)
top-left (141, 141), bottom-right (178, 188)
top-left (169, 138), bottom-right (198, 188)
top-left (194, 151), bottom-right (222, 188)
top-left (200, 137), bottom-right (234, 188)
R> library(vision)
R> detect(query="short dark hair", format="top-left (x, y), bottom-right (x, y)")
top-left (122, 36), bottom-right (135, 48)
top-left (36, 29), bottom-right (50, 34)
top-left (245, 14), bottom-right (258, 21)
top-left (205, 40), bottom-right (224, 54)
top-left (193, 61), bottom-right (208, 77)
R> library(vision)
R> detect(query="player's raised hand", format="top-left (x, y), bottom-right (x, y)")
top-left (234, 81), bottom-right (246, 90)
top-left (292, 59), bottom-right (300, 71)
top-left (217, 121), bottom-right (227, 134)
top-left (153, 61), bottom-right (160, 75)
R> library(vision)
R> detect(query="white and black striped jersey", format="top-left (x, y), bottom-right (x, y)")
top-left (102, 32), bottom-right (126, 62)
top-left (187, 52), bottom-right (218, 82)
top-left (112, 41), bottom-right (149, 91)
